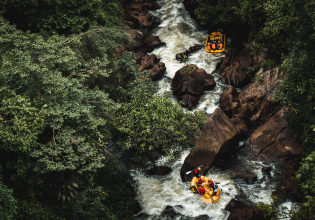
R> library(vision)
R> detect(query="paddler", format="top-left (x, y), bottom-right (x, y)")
top-left (194, 167), bottom-right (201, 177)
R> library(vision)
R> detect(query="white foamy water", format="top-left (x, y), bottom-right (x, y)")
top-left (149, 0), bottom-right (227, 114)
top-left (132, 0), bottom-right (297, 219)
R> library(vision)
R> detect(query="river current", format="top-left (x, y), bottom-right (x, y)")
top-left (132, 0), bottom-right (297, 219)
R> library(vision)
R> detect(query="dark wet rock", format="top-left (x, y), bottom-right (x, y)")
top-left (148, 62), bottom-right (166, 80)
top-left (172, 65), bottom-right (216, 110)
top-left (272, 178), bottom-right (304, 203)
top-left (247, 108), bottom-right (304, 162)
top-left (162, 205), bottom-right (177, 216)
top-left (176, 44), bottom-right (203, 63)
top-left (136, 52), bottom-right (147, 65)
top-left (219, 86), bottom-right (239, 118)
top-left (193, 214), bottom-right (211, 220)
top-left (124, 0), bottom-right (161, 29)
top-left (262, 166), bottom-right (272, 175)
top-left (225, 199), bottom-right (267, 220)
top-left (230, 117), bottom-right (248, 140)
top-left (180, 108), bottom-right (238, 181)
top-left (127, 31), bottom-right (165, 53)
top-left (144, 35), bottom-right (166, 52)
top-left (215, 48), bottom-right (260, 87)
top-left (183, 0), bottom-right (198, 20)
top-left (233, 173), bottom-right (257, 184)
top-left (146, 165), bottom-right (172, 176)
top-left (140, 54), bottom-right (159, 71)
top-left (220, 68), bottom-right (282, 122)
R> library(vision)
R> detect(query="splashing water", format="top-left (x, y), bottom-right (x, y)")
top-left (149, 0), bottom-right (227, 114)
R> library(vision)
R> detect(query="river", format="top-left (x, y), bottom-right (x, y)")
top-left (133, 0), bottom-right (297, 219)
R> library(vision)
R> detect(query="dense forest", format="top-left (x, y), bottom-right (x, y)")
top-left (1, 0), bottom-right (315, 219)
top-left (0, 0), bottom-right (207, 219)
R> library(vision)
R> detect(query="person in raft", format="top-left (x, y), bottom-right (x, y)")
top-left (194, 167), bottom-right (201, 177)
top-left (208, 179), bottom-right (215, 190)
top-left (199, 184), bottom-right (206, 195)
top-left (197, 175), bottom-right (203, 186)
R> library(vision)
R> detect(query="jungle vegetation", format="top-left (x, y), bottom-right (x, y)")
top-left (195, 0), bottom-right (315, 218)
top-left (0, 0), bottom-right (207, 219)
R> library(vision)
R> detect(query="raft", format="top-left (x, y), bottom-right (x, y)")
top-left (190, 176), bottom-right (221, 203)
top-left (204, 31), bottom-right (226, 55)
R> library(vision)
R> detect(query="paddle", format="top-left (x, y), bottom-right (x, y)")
top-left (185, 165), bottom-right (203, 175)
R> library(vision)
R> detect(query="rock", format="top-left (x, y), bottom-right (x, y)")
top-left (124, 0), bottom-right (161, 29)
top-left (162, 205), bottom-right (177, 216)
top-left (272, 178), bottom-right (304, 203)
top-left (176, 44), bottom-right (203, 63)
top-left (146, 166), bottom-right (172, 176)
top-left (220, 68), bottom-right (282, 122)
top-left (140, 54), bottom-right (159, 71)
top-left (183, 0), bottom-right (198, 20)
top-left (230, 117), bottom-right (248, 140)
top-left (262, 166), bottom-right (272, 175)
top-left (127, 31), bottom-right (165, 53)
top-left (144, 35), bottom-right (166, 52)
top-left (248, 108), bottom-right (304, 162)
top-left (172, 65), bottom-right (216, 110)
top-left (193, 215), bottom-right (211, 220)
top-left (233, 173), bottom-right (257, 184)
top-left (219, 86), bottom-right (239, 118)
top-left (216, 48), bottom-right (260, 87)
top-left (148, 62), bottom-right (166, 80)
top-left (136, 52), bottom-right (147, 65)
top-left (225, 199), bottom-right (266, 220)
top-left (127, 29), bottom-right (146, 52)
top-left (180, 108), bottom-right (238, 181)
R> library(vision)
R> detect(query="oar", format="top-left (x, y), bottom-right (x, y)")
top-left (185, 165), bottom-right (203, 175)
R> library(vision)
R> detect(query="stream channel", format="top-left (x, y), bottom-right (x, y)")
top-left (132, 0), bottom-right (297, 219)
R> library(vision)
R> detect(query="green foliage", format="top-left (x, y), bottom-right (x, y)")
top-left (257, 195), bottom-right (297, 220)
top-left (0, 10), bottom-right (206, 218)
top-left (296, 150), bottom-right (315, 216)
top-left (260, 59), bottom-right (276, 71)
top-left (0, 0), bottom-right (125, 34)
top-left (115, 92), bottom-right (207, 167)
top-left (257, 195), bottom-right (279, 220)
top-left (0, 165), bottom-right (17, 220)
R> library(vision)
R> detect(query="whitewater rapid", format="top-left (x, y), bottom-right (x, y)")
top-left (132, 0), bottom-right (299, 219)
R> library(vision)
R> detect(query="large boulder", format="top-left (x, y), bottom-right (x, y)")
top-left (172, 65), bottom-right (216, 110)
top-left (124, 0), bottom-right (161, 29)
top-left (180, 108), bottom-right (238, 181)
top-left (219, 86), bottom-right (239, 118)
top-left (127, 31), bottom-right (165, 53)
top-left (148, 62), bottom-right (166, 80)
top-left (247, 108), bottom-right (304, 162)
top-left (272, 178), bottom-right (304, 203)
top-left (225, 199), bottom-right (267, 220)
top-left (219, 68), bottom-right (282, 122)
top-left (214, 48), bottom-right (260, 87)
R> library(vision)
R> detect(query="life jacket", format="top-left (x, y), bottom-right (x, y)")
top-left (198, 178), bottom-right (202, 185)
top-left (211, 43), bottom-right (216, 49)
top-left (207, 44), bottom-right (211, 50)
top-left (199, 187), bottom-right (205, 195)
top-left (219, 42), bottom-right (223, 49)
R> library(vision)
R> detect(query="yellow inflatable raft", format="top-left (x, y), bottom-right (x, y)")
top-left (190, 176), bottom-right (221, 203)
top-left (205, 31), bottom-right (226, 55)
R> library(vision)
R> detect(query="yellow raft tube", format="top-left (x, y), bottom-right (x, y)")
top-left (190, 176), bottom-right (221, 203)
top-left (205, 31), bottom-right (226, 55)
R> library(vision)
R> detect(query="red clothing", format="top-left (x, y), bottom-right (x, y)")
top-left (199, 187), bottom-right (206, 195)
top-left (194, 169), bottom-right (198, 175)
top-left (210, 180), bottom-right (214, 187)
top-left (198, 178), bottom-right (202, 185)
